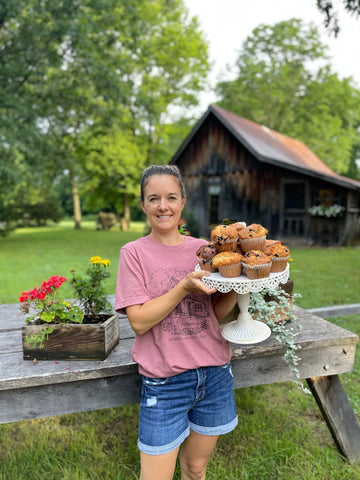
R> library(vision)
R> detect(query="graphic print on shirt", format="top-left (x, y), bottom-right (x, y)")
top-left (149, 267), bottom-right (210, 337)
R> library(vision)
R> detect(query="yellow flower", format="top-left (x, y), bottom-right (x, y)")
top-left (101, 259), bottom-right (110, 266)
top-left (90, 256), bottom-right (102, 264)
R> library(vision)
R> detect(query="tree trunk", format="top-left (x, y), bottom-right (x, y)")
top-left (120, 192), bottom-right (131, 231)
top-left (71, 177), bottom-right (82, 230)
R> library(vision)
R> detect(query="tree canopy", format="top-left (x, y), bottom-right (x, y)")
top-left (0, 0), bottom-right (210, 229)
top-left (216, 18), bottom-right (360, 174)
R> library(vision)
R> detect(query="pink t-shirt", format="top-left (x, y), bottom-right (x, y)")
top-left (115, 235), bottom-right (231, 377)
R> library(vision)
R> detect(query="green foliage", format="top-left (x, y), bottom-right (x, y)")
top-left (70, 257), bottom-right (112, 317)
top-left (11, 199), bottom-right (64, 227)
top-left (0, 0), bottom-right (210, 227)
top-left (39, 300), bottom-right (84, 324)
top-left (216, 18), bottom-right (360, 174)
top-left (24, 326), bottom-right (54, 348)
top-left (181, 208), bottom-right (201, 238)
top-left (347, 141), bottom-right (360, 181)
top-left (79, 129), bottom-right (145, 213)
top-left (250, 288), bottom-right (305, 389)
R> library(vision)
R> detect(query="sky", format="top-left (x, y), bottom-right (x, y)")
top-left (182, 0), bottom-right (360, 116)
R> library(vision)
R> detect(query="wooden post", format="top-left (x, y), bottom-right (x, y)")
top-left (307, 375), bottom-right (360, 464)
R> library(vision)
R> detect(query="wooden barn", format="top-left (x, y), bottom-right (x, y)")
top-left (170, 105), bottom-right (360, 246)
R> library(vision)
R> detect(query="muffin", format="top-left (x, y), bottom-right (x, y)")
top-left (262, 239), bottom-right (281, 257)
top-left (212, 251), bottom-right (243, 278)
top-left (270, 243), bottom-right (290, 273)
top-left (242, 250), bottom-right (272, 279)
top-left (238, 223), bottom-right (268, 252)
top-left (229, 221), bottom-right (246, 234)
top-left (211, 224), bottom-right (239, 252)
top-left (196, 243), bottom-right (217, 273)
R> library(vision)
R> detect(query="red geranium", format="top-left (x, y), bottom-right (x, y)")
top-left (19, 276), bottom-right (67, 304)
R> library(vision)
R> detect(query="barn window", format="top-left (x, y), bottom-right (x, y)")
top-left (284, 182), bottom-right (305, 209)
top-left (208, 183), bottom-right (221, 224)
top-left (315, 189), bottom-right (339, 206)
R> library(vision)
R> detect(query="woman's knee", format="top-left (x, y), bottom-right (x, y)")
top-left (180, 459), bottom-right (207, 480)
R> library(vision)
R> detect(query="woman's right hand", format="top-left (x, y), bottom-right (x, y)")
top-left (180, 270), bottom-right (217, 296)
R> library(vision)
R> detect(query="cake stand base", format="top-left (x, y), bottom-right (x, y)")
top-left (221, 291), bottom-right (271, 344)
top-left (222, 317), bottom-right (271, 344)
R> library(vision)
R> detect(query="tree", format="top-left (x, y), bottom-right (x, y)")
top-left (0, 0), bottom-right (210, 229)
top-left (0, 0), bottom-right (81, 228)
top-left (316, 0), bottom-right (360, 35)
top-left (216, 19), bottom-right (360, 174)
top-left (78, 129), bottom-right (145, 230)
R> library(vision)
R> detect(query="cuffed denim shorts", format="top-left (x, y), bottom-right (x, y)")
top-left (138, 363), bottom-right (238, 455)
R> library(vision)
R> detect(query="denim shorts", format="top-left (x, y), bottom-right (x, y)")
top-left (138, 363), bottom-right (238, 455)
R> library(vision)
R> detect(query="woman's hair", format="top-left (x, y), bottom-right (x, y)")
top-left (140, 164), bottom-right (186, 202)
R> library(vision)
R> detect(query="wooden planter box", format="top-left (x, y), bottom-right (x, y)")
top-left (22, 313), bottom-right (120, 361)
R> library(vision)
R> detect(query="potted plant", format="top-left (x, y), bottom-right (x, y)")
top-left (308, 204), bottom-right (345, 218)
top-left (20, 256), bottom-right (119, 361)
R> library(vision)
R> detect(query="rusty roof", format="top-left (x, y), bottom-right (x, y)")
top-left (172, 104), bottom-right (360, 191)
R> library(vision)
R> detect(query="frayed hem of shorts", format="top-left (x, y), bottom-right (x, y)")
top-left (137, 426), bottom-right (190, 455)
top-left (189, 415), bottom-right (238, 436)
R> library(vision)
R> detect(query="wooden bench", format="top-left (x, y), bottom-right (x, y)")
top-left (1, 300), bottom-right (360, 464)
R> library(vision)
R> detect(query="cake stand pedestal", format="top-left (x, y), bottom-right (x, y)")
top-left (197, 265), bottom-right (289, 344)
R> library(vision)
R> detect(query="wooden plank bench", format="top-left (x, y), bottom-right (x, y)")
top-left (1, 299), bottom-right (360, 464)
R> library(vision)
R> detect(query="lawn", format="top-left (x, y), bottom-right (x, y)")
top-left (0, 221), bottom-right (359, 479)
top-left (0, 219), bottom-right (145, 304)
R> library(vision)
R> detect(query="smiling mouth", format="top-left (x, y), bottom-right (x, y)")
top-left (157, 215), bottom-right (172, 219)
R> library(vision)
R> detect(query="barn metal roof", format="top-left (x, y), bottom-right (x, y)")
top-left (171, 104), bottom-right (360, 192)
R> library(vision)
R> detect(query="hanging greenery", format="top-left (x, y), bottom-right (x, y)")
top-left (249, 286), bottom-right (310, 393)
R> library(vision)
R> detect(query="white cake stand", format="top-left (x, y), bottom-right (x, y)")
top-left (197, 264), bottom-right (289, 344)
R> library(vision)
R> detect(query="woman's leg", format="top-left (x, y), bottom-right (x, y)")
top-left (140, 446), bottom-right (180, 480)
top-left (179, 430), bottom-right (219, 480)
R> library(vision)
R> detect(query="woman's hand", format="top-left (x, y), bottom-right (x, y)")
top-left (180, 270), bottom-right (217, 296)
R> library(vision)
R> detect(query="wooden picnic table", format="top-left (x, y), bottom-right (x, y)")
top-left (1, 299), bottom-right (360, 464)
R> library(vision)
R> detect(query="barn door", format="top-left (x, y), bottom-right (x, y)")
top-left (280, 180), bottom-right (308, 237)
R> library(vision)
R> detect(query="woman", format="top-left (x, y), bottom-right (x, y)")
top-left (116, 165), bottom-right (237, 480)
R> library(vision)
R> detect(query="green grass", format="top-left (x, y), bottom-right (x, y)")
top-left (0, 219), bottom-right (145, 304)
top-left (289, 247), bottom-right (360, 309)
top-left (0, 223), bottom-right (360, 479)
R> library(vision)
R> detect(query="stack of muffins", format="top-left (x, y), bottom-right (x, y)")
top-left (196, 222), bottom-right (290, 280)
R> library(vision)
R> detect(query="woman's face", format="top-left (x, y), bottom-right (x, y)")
top-left (141, 174), bottom-right (186, 235)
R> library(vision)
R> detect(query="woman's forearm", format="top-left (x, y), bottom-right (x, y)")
top-left (126, 270), bottom-right (216, 335)
top-left (126, 282), bottom-right (188, 335)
